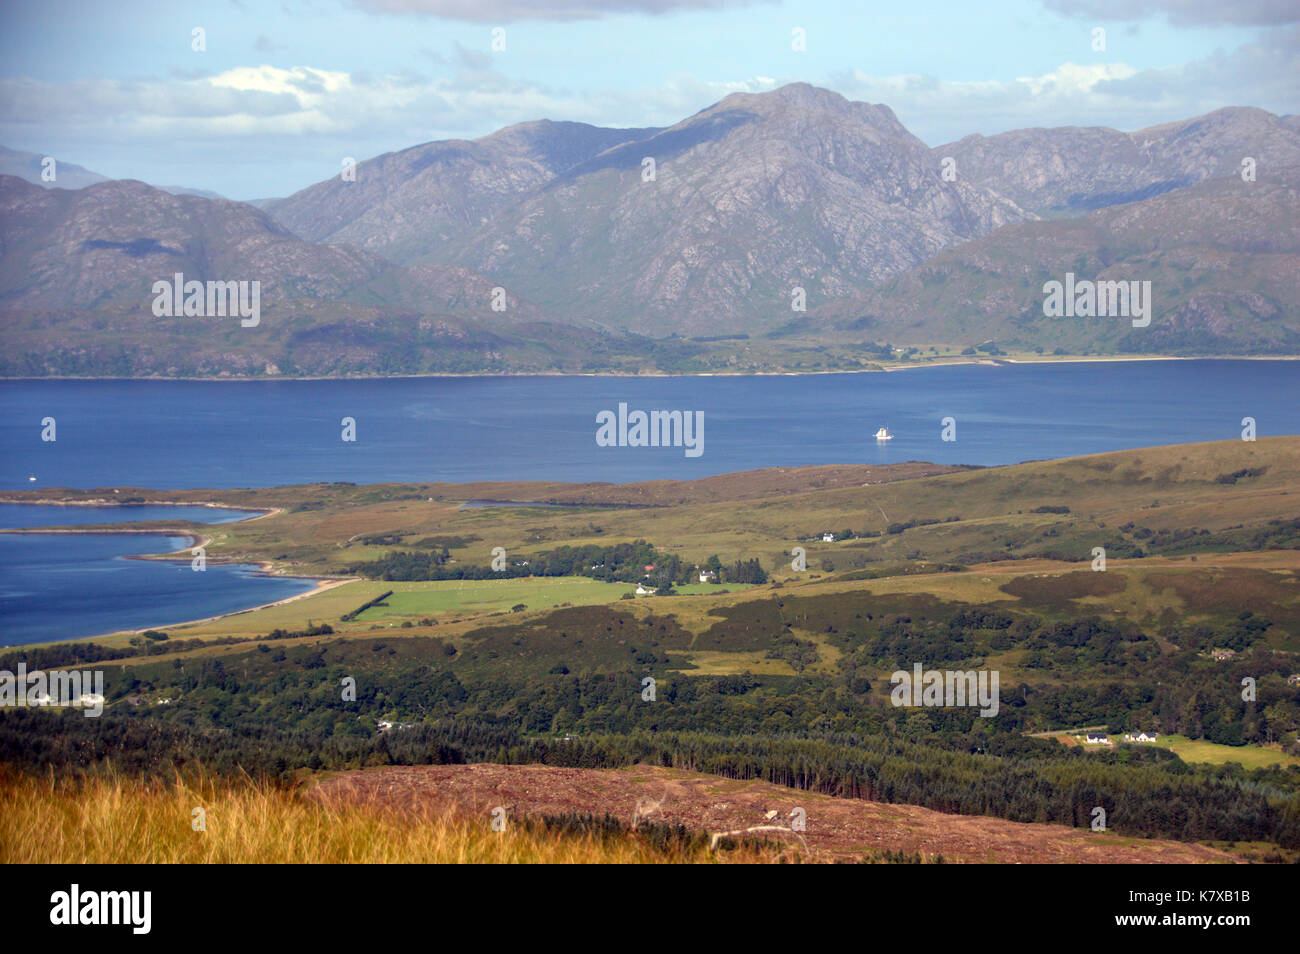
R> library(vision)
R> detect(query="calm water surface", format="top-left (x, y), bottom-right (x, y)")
top-left (2, 361), bottom-right (1295, 490)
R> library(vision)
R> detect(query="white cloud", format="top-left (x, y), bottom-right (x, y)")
top-left (831, 30), bottom-right (1298, 144)
top-left (209, 65), bottom-right (354, 98)
top-left (1013, 62), bottom-right (1139, 97)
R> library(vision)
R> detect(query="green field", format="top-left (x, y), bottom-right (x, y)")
top-left (1058, 731), bottom-right (1300, 769)
top-left (1155, 734), bottom-right (1300, 769)
top-left (348, 578), bottom-right (756, 622)
top-left (351, 577), bottom-right (636, 622)
top-left (69, 576), bottom-right (759, 650)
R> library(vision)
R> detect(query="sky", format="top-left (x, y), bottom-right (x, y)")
top-left (0, 0), bottom-right (1295, 199)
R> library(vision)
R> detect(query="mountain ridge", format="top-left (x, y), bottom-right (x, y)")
top-left (2, 83), bottom-right (1297, 375)
top-left (935, 105), bottom-right (1300, 216)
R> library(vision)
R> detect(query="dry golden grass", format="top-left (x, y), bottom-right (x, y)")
top-left (0, 768), bottom-right (774, 864)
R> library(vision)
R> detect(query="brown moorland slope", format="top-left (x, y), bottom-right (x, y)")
top-left (313, 763), bottom-right (1236, 864)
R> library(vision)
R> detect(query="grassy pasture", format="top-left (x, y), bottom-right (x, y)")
top-left (1052, 731), bottom-right (1300, 769)
top-left (350, 577), bottom-right (636, 621)
top-left (1155, 734), bottom-right (1300, 770)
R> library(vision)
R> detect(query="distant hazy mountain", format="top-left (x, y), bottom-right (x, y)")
top-left (935, 107), bottom-right (1300, 217)
top-left (156, 185), bottom-right (227, 200)
top-left (807, 172), bottom-right (1300, 355)
top-left (0, 146), bottom-right (110, 190)
top-left (427, 84), bottom-right (1029, 335)
top-left (262, 120), bottom-right (660, 263)
top-left (0, 176), bottom-right (386, 309)
top-left (0, 145), bottom-right (225, 199)
top-left (0, 175), bottom-right (651, 377)
top-left (255, 85), bottom-right (1300, 344)
top-left (3, 85), bottom-right (1297, 377)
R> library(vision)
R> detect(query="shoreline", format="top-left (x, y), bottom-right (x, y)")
top-left (1, 354), bottom-right (1296, 382)
top-left (112, 575), bottom-right (356, 637)
top-left (0, 508), bottom-right (341, 647)
top-left (0, 499), bottom-right (275, 514)
top-left (0, 522), bottom-right (350, 648)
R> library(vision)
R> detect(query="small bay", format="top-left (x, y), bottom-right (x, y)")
top-left (0, 506), bottom-right (314, 647)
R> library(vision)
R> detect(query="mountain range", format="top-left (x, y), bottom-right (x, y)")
top-left (2, 83), bottom-right (1296, 376)
top-left (0, 146), bottom-right (223, 199)
top-left (807, 172), bottom-right (1300, 356)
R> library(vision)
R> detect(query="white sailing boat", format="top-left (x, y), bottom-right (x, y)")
top-left (874, 426), bottom-right (893, 441)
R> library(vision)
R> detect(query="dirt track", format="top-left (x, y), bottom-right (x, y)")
top-left (312, 763), bottom-right (1235, 864)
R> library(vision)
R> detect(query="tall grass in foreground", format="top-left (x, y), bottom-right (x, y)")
top-left (0, 768), bottom-right (778, 864)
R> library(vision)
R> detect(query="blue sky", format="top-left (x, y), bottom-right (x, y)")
top-left (1, 0), bottom-right (1295, 199)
